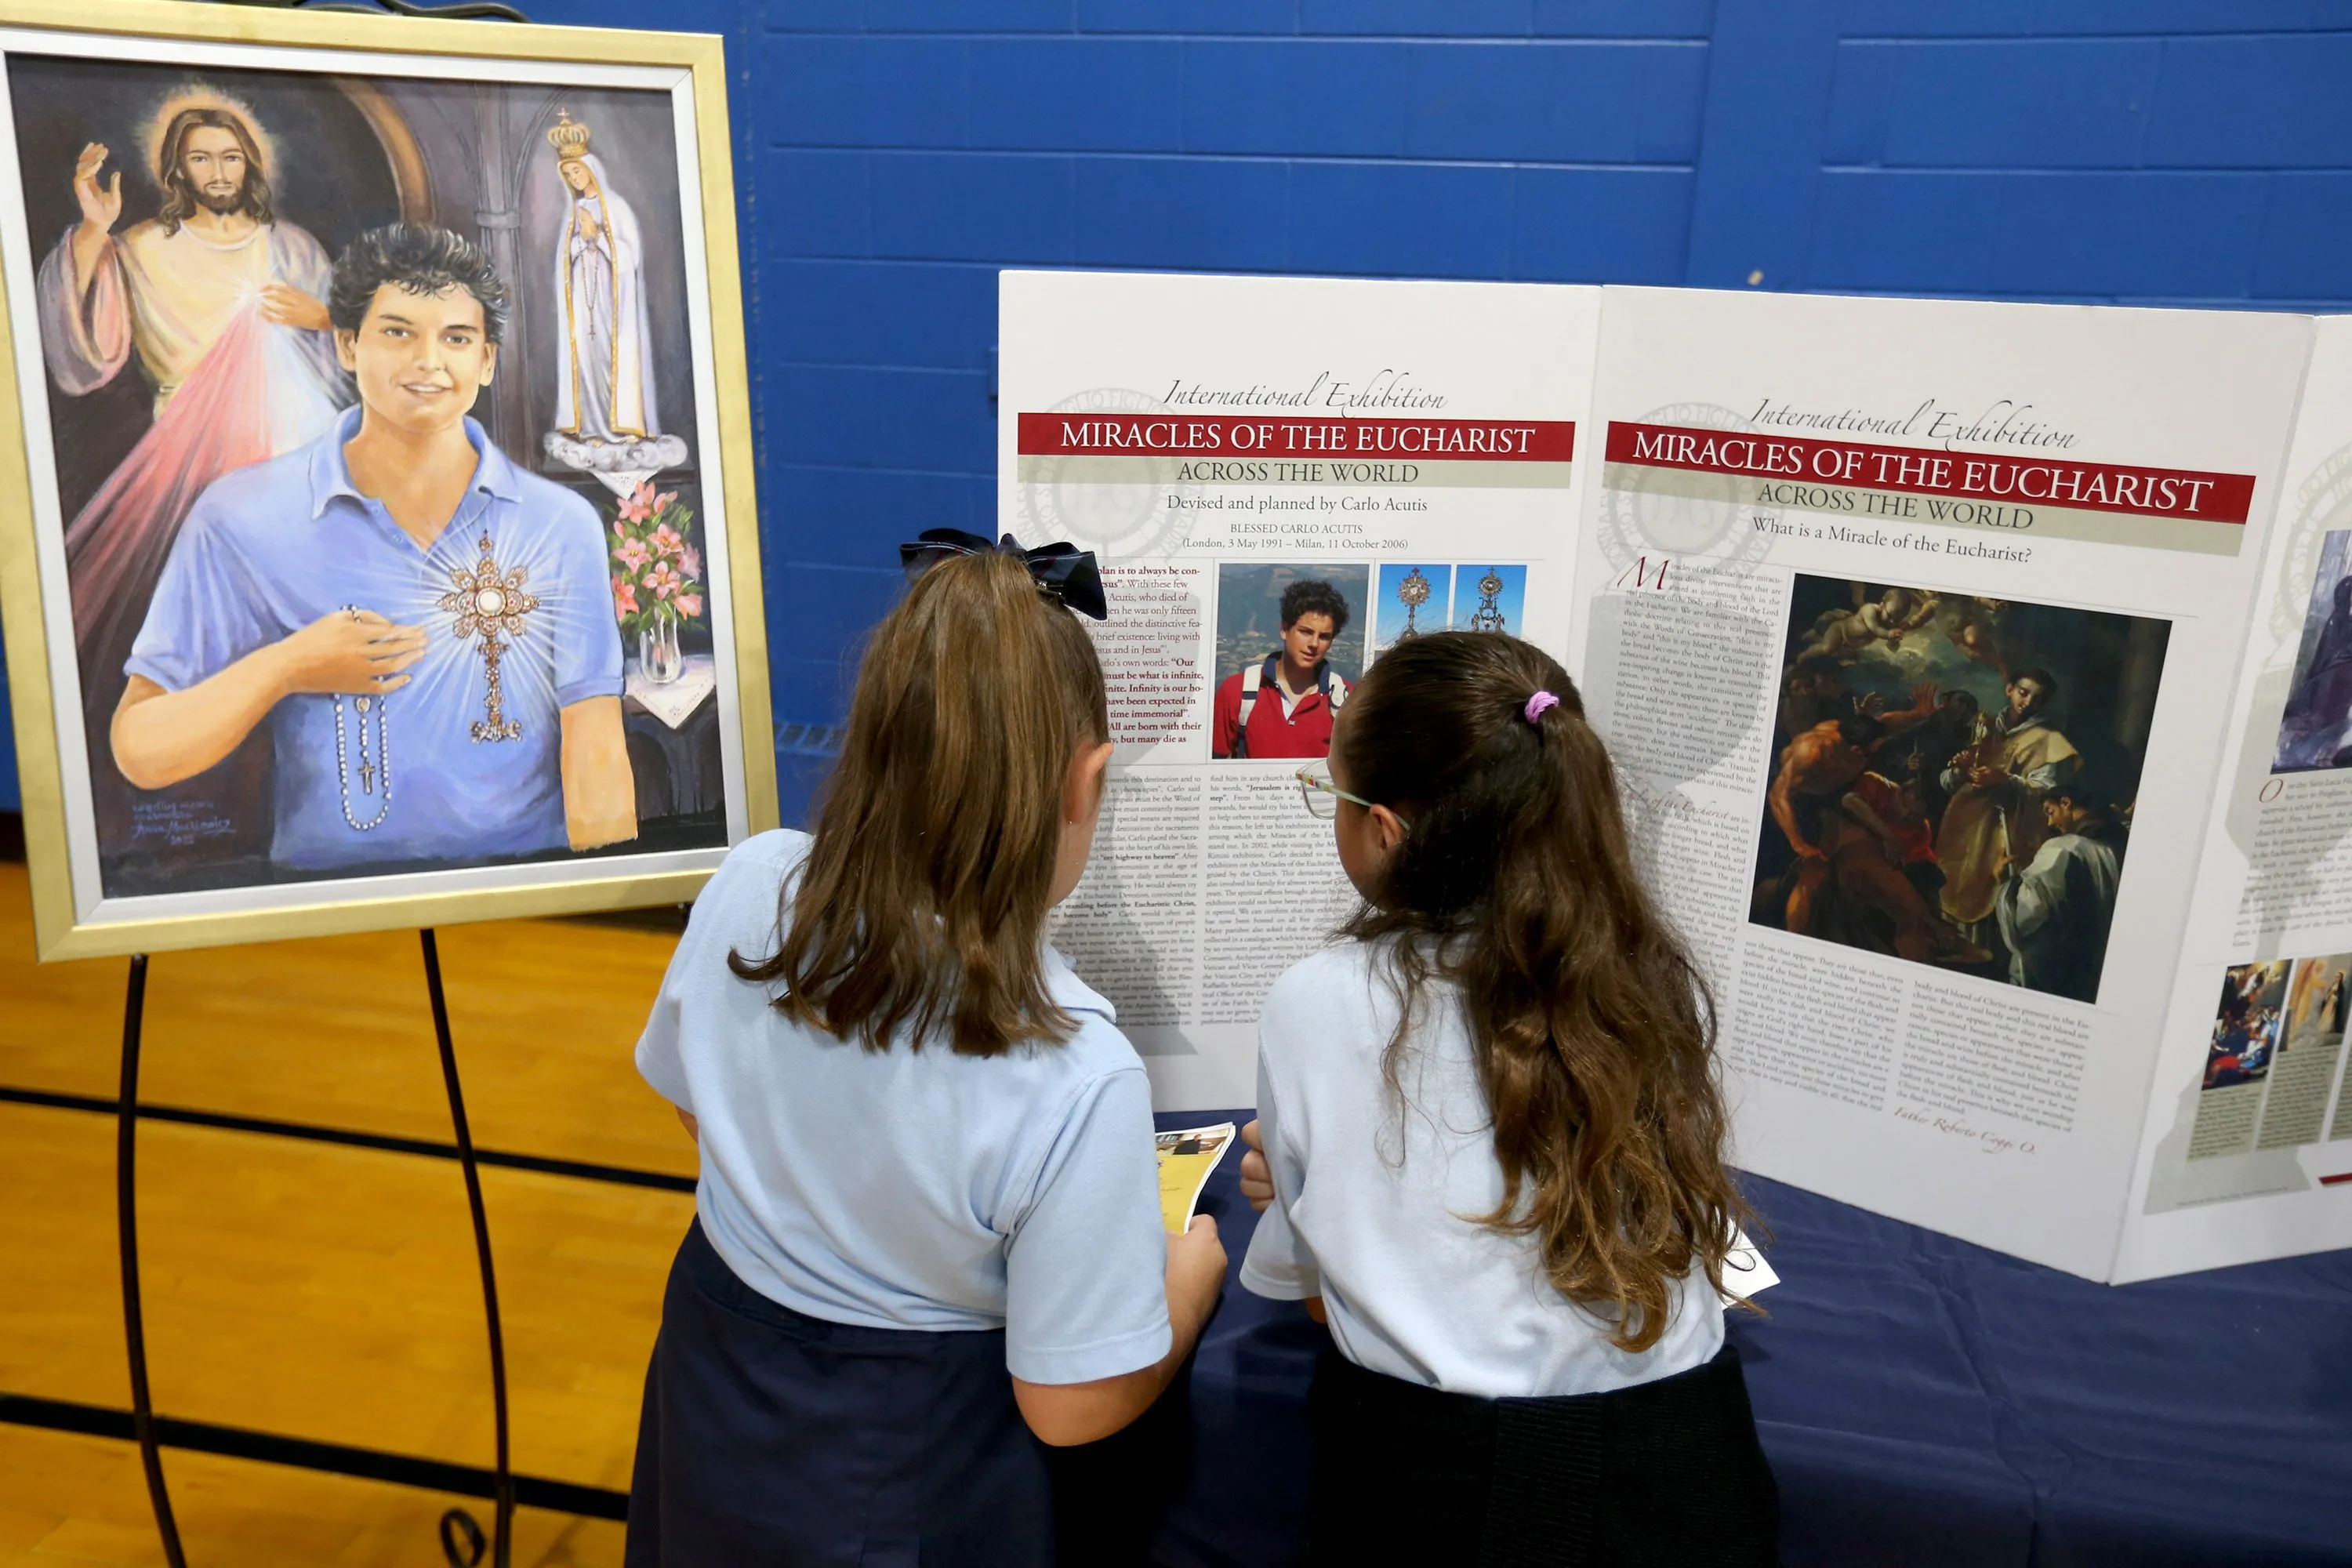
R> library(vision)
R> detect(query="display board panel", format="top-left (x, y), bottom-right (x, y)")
top-left (1569, 286), bottom-right (2310, 1279)
top-left (999, 269), bottom-right (1597, 1109)
top-left (1004, 268), bottom-right (2352, 1281)
top-left (2120, 314), bottom-right (2352, 1279)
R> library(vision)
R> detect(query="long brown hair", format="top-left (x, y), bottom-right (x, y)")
top-left (1334, 632), bottom-right (1750, 1351)
top-left (730, 549), bottom-right (1109, 1056)
top-left (155, 108), bottom-right (273, 234)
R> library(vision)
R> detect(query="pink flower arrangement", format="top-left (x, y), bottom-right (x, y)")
top-left (607, 484), bottom-right (706, 635)
top-left (619, 485), bottom-right (685, 526)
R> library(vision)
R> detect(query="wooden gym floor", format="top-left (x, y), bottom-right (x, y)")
top-left (0, 860), bottom-right (697, 1566)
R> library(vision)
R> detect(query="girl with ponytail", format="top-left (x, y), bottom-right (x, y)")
top-left (628, 543), bottom-right (1225, 1566)
top-left (1237, 630), bottom-right (1777, 1566)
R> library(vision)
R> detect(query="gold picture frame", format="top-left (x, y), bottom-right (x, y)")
top-left (0, 0), bottom-right (775, 960)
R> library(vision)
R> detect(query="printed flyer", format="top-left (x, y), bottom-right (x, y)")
top-left (999, 270), bottom-right (1595, 1109)
top-left (1156, 1123), bottom-right (1237, 1233)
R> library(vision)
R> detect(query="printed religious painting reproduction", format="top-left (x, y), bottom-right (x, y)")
top-left (1752, 575), bottom-right (2167, 1005)
top-left (2273, 528), bottom-right (2352, 774)
top-left (0, 0), bottom-right (771, 959)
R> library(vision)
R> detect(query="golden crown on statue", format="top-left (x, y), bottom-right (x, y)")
top-left (546, 108), bottom-right (592, 159)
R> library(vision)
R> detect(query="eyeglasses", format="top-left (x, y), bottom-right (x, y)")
top-left (1296, 761), bottom-right (1374, 821)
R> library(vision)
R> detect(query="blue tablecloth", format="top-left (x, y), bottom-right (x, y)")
top-left (1152, 1112), bottom-right (2352, 1568)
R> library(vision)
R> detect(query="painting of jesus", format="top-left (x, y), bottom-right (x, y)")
top-left (0, 7), bottom-right (769, 959)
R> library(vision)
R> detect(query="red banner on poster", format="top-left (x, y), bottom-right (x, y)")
top-left (1018, 413), bottom-right (1574, 462)
top-left (1603, 420), bottom-right (2255, 523)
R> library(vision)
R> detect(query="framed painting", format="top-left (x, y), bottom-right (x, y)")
top-left (0, 0), bottom-right (773, 960)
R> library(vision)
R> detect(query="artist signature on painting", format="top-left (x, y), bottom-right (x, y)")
top-left (1893, 1103), bottom-right (2040, 1156)
top-left (129, 800), bottom-right (235, 848)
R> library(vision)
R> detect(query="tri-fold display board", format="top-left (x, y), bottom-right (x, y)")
top-left (1000, 270), bottom-right (2352, 1284)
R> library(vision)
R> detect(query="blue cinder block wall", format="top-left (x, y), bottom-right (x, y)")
top-left (4, 0), bottom-right (2349, 820)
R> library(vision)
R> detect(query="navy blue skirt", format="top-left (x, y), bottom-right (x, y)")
top-left (1308, 1343), bottom-right (1779, 1567)
top-left (626, 1218), bottom-right (1056, 1567)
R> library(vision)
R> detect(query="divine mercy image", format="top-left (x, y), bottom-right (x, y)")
top-left (9, 56), bottom-right (726, 898)
top-left (1751, 576), bottom-right (2171, 1004)
top-left (2274, 527), bottom-right (2352, 773)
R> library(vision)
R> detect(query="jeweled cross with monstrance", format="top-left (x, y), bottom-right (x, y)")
top-left (1395, 565), bottom-right (1431, 641)
top-left (1468, 569), bottom-right (1508, 633)
top-left (440, 533), bottom-right (539, 742)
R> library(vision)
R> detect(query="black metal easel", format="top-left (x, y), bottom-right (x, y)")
top-left (119, 0), bottom-right (543, 1554)
top-left (115, 954), bottom-right (186, 1568)
top-left (423, 929), bottom-right (516, 1568)
top-left (226, 0), bottom-right (532, 22)
top-left (115, 933), bottom-right (518, 1568)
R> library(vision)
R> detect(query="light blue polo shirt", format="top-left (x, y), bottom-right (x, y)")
top-left (126, 406), bottom-right (622, 872)
top-left (637, 830), bottom-right (1174, 1385)
top-left (1243, 940), bottom-right (1725, 1398)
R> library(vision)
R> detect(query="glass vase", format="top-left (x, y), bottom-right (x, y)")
top-left (637, 614), bottom-right (683, 684)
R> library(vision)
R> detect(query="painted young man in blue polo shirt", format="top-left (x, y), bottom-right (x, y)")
top-left (111, 223), bottom-right (636, 875)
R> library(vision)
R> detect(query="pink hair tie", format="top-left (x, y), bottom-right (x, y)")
top-left (1523, 690), bottom-right (1560, 724)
